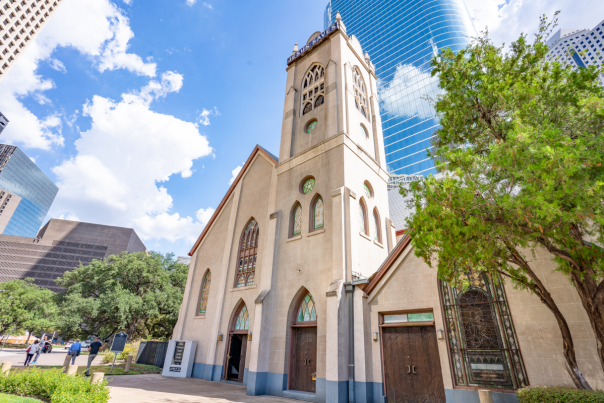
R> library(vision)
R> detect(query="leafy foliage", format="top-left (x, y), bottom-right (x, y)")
top-left (517, 387), bottom-right (604, 403)
top-left (55, 251), bottom-right (188, 340)
top-left (402, 13), bottom-right (604, 388)
top-left (0, 279), bottom-right (59, 337)
top-left (0, 368), bottom-right (109, 403)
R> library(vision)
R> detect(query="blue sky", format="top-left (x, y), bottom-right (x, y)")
top-left (0, 0), bottom-right (601, 257)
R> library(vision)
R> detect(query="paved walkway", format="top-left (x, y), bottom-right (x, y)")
top-left (109, 374), bottom-right (297, 403)
top-left (0, 348), bottom-right (103, 367)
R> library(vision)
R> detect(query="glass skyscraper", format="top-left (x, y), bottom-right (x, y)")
top-left (0, 144), bottom-right (58, 237)
top-left (325, 0), bottom-right (476, 176)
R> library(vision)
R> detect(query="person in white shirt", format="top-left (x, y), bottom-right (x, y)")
top-left (32, 336), bottom-right (47, 364)
top-left (24, 340), bottom-right (40, 366)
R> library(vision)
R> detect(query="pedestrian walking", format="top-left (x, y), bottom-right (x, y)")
top-left (68, 339), bottom-right (81, 365)
top-left (32, 336), bottom-right (46, 364)
top-left (24, 340), bottom-right (40, 366)
top-left (85, 337), bottom-right (103, 376)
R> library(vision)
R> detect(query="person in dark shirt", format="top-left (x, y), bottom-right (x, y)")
top-left (86, 337), bottom-right (103, 376)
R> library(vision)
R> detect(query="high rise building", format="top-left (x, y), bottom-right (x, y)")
top-left (545, 20), bottom-right (604, 71)
top-left (324, 0), bottom-right (476, 176)
top-left (0, 144), bottom-right (58, 237)
top-left (0, 0), bottom-right (64, 81)
top-left (0, 111), bottom-right (8, 134)
top-left (0, 218), bottom-right (147, 291)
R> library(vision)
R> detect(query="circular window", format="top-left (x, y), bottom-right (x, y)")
top-left (360, 124), bottom-right (368, 139)
top-left (306, 120), bottom-right (318, 134)
top-left (301, 177), bottom-right (316, 194)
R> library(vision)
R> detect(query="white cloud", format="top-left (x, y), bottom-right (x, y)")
top-left (202, 2), bottom-right (213, 9)
top-left (49, 59), bottom-right (67, 73)
top-left (196, 207), bottom-right (216, 226)
top-left (0, 0), bottom-right (156, 150)
top-left (378, 63), bottom-right (441, 120)
top-left (186, 0), bottom-right (196, 5)
top-left (197, 107), bottom-right (220, 126)
top-left (229, 164), bottom-right (243, 185)
top-left (49, 73), bottom-right (214, 243)
top-left (464, 0), bottom-right (604, 48)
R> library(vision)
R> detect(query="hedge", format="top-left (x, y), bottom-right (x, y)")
top-left (0, 368), bottom-right (109, 403)
top-left (517, 386), bottom-right (604, 403)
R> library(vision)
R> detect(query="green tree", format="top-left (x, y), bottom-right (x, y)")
top-left (56, 251), bottom-right (188, 340)
top-left (0, 279), bottom-right (59, 338)
top-left (403, 14), bottom-right (604, 389)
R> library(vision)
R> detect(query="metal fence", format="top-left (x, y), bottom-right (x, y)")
top-left (135, 341), bottom-right (168, 368)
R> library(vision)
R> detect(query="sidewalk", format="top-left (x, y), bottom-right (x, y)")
top-left (0, 348), bottom-right (104, 367)
top-left (109, 374), bottom-right (297, 403)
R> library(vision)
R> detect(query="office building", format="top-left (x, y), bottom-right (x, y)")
top-left (0, 144), bottom-right (58, 237)
top-left (545, 20), bottom-right (604, 71)
top-left (0, 111), bottom-right (8, 134)
top-left (0, 218), bottom-right (147, 291)
top-left (0, 0), bottom-right (64, 81)
top-left (324, 0), bottom-right (476, 176)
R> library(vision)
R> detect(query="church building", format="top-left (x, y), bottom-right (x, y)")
top-left (172, 15), bottom-right (603, 403)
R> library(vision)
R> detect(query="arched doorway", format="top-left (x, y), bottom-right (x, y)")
top-left (223, 301), bottom-right (249, 382)
top-left (288, 291), bottom-right (317, 393)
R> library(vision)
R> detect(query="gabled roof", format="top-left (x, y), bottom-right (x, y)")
top-left (188, 145), bottom-right (278, 256)
top-left (360, 233), bottom-right (412, 295)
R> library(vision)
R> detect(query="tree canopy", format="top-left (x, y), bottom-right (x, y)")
top-left (55, 251), bottom-right (188, 340)
top-left (402, 14), bottom-right (604, 388)
top-left (0, 279), bottom-right (59, 337)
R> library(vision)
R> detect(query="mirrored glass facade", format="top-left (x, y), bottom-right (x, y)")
top-left (0, 144), bottom-right (58, 237)
top-left (325, 0), bottom-right (476, 175)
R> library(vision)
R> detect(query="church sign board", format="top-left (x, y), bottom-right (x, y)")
top-left (287, 22), bottom-right (340, 65)
top-left (162, 340), bottom-right (197, 378)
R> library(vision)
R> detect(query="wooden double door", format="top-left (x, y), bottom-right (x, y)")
top-left (225, 333), bottom-right (247, 382)
top-left (289, 327), bottom-right (317, 393)
top-left (382, 326), bottom-right (446, 403)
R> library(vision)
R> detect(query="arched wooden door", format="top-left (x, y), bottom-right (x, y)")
top-left (223, 302), bottom-right (249, 382)
top-left (288, 291), bottom-right (317, 393)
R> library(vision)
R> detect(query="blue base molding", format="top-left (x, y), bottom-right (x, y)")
top-left (192, 363), bottom-right (223, 382)
top-left (445, 389), bottom-right (519, 403)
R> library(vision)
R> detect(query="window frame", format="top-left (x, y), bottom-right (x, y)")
top-left (233, 218), bottom-right (259, 288)
top-left (372, 207), bottom-right (382, 243)
top-left (196, 269), bottom-right (211, 317)
top-left (359, 198), bottom-right (369, 236)
top-left (301, 63), bottom-right (325, 116)
top-left (310, 194), bottom-right (324, 232)
top-left (290, 202), bottom-right (303, 238)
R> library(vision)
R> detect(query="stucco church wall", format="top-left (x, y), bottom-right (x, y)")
top-left (213, 155), bottom-right (275, 371)
top-left (343, 144), bottom-right (389, 279)
top-left (366, 243), bottom-right (604, 402)
top-left (267, 145), bottom-right (345, 381)
top-left (504, 248), bottom-right (604, 390)
top-left (181, 197), bottom-right (234, 364)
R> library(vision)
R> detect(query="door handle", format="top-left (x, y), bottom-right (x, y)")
top-left (308, 359), bottom-right (311, 365)
top-left (304, 359), bottom-right (307, 365)
top-left (407, 365), bottom-right (411, 374)
top-left (413, 366), bottom-right (417, 374)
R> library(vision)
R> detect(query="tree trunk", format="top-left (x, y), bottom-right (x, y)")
top-left (504, 246), bottom-right (592, 389)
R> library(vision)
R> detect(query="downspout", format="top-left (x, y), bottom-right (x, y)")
top-left (345, 282), bottom-right (355, 403)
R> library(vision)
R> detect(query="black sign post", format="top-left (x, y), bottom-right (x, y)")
top-left (109, 331), bottom-right (128, 374)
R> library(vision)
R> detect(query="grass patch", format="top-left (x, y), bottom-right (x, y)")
top-left (9, 364), bottom-right (161, 376)
top-left (0, 393), bottom-right (42, 403)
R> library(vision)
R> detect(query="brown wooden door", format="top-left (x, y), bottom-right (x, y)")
top-left (238, 335), bottom-right (247, 382)
top-left (290, 327), bottom-right (317, 393)
top-left (382, 326), bottom-right (445, 403)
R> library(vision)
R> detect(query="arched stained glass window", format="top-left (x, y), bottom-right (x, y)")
top-left (373, 209), bottom-right (380, 242)
top-left (364, 182), bottom-right (373, 199)
top-left (198, 271), bottom-right (211, 315)
top-left (235, 219), bottom-right (259, 288)
top-left (359, 200), bottom-right (367, 234)
top-left (360, 124), bottom-right (368, 139)
top-left (313, 197), bottom-right (324, 230)
top-left (353, 67), bottom-right (368, 119)
top-left (301, 64), bottom-right (325, 116)
top-left (440, 272), bottom-right (528, 390)
top-left (292, 204), bottom-right (302, 236)
top-left (234, 305), bottom-right (249, 330)
top-left (298, 293), bottom-right (317, 322)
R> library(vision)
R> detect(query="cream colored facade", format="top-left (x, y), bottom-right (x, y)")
top-left (173, 16), bottom-right (603, 403)
top-left (0, 0), bottom-right (63, 80)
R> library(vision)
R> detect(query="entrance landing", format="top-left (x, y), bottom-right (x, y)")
top-left (109, 374), bottom-right (298, 402)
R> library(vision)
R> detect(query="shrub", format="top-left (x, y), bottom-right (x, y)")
top-left (101, 352), bottom-right (114, 364)
top-left (117, 342), bottom-right (139, 361)
top-left (0, 368), bottom-right (109, 403)
top-left (517, 386), bottom-right (604, 403)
